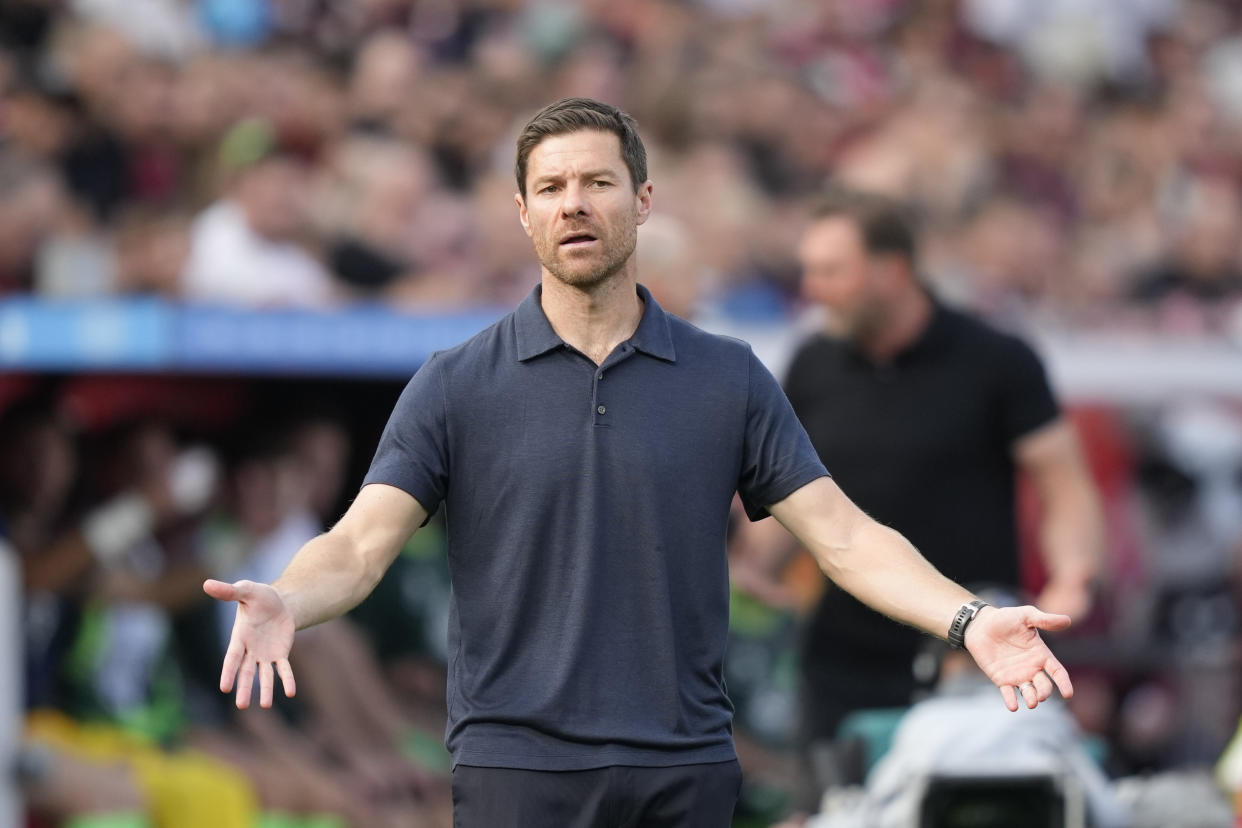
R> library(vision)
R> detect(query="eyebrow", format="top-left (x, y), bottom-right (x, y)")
top-left (532, 169), bottom-right (621, 186)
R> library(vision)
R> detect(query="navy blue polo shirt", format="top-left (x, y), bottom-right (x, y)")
top-left (363, 283), bottom-right (828, 771)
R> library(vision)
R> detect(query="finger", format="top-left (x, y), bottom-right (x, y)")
top-left (1000, 684), bottom-right (1019, 712)
top-left (1020, 681), bottom-right (1038, 709)
top-left (236, 657), bottom-right (256, 710)
top-left (1033, 670), bottom-right (1054, 703)
top-left (1044, 655), bottom-right (1074, 699)
top-left (220, 636), bottom-right (244, 693)
top-left (1028, 610), bottom-right (1072, 632)
top-left (259, 660), bottom-right (275, 708)
top-left (203, 579), bottom-right (239, 601)
top-left (276, 658), bottom-right (297, 698)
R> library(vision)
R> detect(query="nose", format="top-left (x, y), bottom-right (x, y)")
top-left (560, 181), bottom-right (589, 218)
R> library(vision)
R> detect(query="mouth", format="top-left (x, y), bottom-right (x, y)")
top-left (559, 233), bottom-right (598, 250)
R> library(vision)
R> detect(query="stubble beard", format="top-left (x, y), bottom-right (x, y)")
top-left (840, 298), bottom-right (888, 345)
top-left (539, 221), bottom-right (638, 291)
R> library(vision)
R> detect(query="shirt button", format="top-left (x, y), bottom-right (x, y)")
top-left (597, 373), bottom-right (604, 380)
top-left (597, 405), bottom-right (607, 415)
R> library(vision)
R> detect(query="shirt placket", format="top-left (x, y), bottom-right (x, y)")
top-left (592, 343), bottom-right (638, 428)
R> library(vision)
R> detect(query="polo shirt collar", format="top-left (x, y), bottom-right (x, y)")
top-left (629, 283), bottom-right (677, 362)
top-left (900, 296), bottom-right (950, 360)
top-left (839, 289), bottom-right (948, 368)
top-left (514, 285), bottom-right (563, 361)
top-left (514, 282), bottom-right (677, 363)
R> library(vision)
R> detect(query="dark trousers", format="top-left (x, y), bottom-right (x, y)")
top-left (451, 760), bottom-right (742, 828)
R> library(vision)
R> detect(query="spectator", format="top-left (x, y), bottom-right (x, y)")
top-left (111, 207), bottom-right (192, 297)
top-left (0, 155), bottom-right (66, 295)
top-left (348, 31), bottom-right (425, 133)
top-left (181, 119), bottom-right (336, 308)
top-left (315, 131), bottom-right (482, 306)
top-left (1129, 177), bottom-right (1242, 327)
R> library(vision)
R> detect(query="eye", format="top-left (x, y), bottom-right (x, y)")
top-left (539, 184), bottom-right (559, 194)
top-left (591, 180), bottom-right (612, 189)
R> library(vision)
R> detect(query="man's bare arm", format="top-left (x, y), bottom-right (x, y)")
top-left (273, 483), bottom-right (428, 630)
top-left (767, 476), bottom-right (1073, 710)
top-left (767, 476), bottom-right (972, 637)
top-left (1015, 419), bottom-right (1104, 618)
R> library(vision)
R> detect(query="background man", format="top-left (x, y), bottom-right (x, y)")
top-left (204, 99), bottom-right (1076, 828)
top-left (737, 189), bottom-right (1104, 796)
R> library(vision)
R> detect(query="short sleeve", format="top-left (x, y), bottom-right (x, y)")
top-left (362, 353), bottom-right (450, 515)
top-left (737, 347), bottom-right (830, 521)
top-left (995, 335), bottom-right (1060, 444)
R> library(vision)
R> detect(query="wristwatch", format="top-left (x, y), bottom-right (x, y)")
top-left (947, 599), bottom-right (989, 649)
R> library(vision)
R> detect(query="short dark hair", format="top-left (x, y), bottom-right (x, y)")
top-left (514, 97), bottom-right (648, 198)
top-left (809, 188), bottom-right (917, 263)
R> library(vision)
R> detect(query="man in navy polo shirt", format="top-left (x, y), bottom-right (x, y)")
top-left (205, 98), bottom-right (1076, 827)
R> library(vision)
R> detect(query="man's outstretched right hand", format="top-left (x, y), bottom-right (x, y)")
top-left (203, 578), bottom-right (297, 709)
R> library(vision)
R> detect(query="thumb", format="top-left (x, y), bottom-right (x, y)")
top-left (1027, 609), bottom-right (1072, 632)
top-left (203, 578), bottom-right (241, 602)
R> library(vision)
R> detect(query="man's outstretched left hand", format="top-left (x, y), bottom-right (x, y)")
top-left (964, 606), bottom-right (1073, 711)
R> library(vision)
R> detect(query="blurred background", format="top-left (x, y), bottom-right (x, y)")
top-left (1, 0), bottom-right (1242, 826)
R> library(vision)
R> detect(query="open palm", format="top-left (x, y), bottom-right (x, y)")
top-left (964, 605), bottom-right (1074, 712)
top-left (203, 578), bottom-right (297, 709)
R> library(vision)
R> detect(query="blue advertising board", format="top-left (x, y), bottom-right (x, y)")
top-left (0, 299), bottom-right (506, 377)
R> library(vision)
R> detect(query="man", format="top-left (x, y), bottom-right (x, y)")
top-left (204, 99), bottom-right (1075, 828)
top-left (741, 188), bottom-right (1103, 794)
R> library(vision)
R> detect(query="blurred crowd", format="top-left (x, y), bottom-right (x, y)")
top-left (0, 0), bottom-right (1241, 334)
top-left (0, 378), bottom-right (458, 827)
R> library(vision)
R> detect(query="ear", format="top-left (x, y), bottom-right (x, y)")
top-left (635, 180), bottom-right (654, 227)
top-left (515, 192), bottom-right (532, 239)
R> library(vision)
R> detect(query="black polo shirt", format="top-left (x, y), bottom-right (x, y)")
top-left (784, 301), bottom-right (1058, 715)
top-left (364, 283), bottom-right (827, 771)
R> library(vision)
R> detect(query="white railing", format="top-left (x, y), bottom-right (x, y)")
top-left (0, 541), bottom-right (21, 827)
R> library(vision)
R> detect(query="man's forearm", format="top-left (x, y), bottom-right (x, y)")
top-left (271, 532), bottom-right (386, 630)
top-left (770, 477), bottom-right (973, 640)
top-left (269, 483), bottom-right (427, 631)
top-left (1039, 483), bottom-right (1103, 588)
top-left (813, 516), bottom-right (974, 640)
top-left (1016, 419), bottom-right (1104, 594)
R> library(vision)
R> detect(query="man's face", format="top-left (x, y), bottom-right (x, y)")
top-left (516, 129), bottom-right (652, 289)
top-left (798, 216), bottom-right (883, 340)
top-left (238, 156), bottom-right (310, 242)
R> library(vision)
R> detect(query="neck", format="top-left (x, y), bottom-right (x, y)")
top-left (855, 285), bottom-right (933, 363)
top-left (540, 267), bottom-right (644, 365)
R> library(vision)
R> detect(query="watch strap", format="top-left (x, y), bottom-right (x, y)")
top-left (947, 599), bottom-right (989, 649)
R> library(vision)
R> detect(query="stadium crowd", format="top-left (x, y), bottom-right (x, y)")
top-left (2, 0), bottom-right (1242, 826)
top-left (0, 0), bottom-right (1241, 332)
